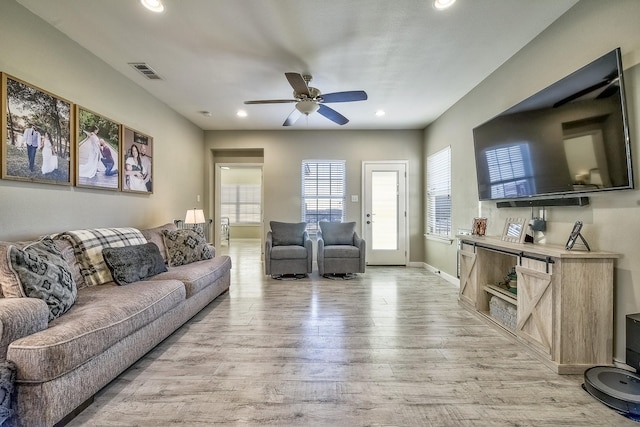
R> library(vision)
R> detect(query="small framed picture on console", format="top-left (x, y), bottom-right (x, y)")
top-left (565, 220), bottom-right (590, 251)
top-left (472, 218), bottom-right (487, 236)
top-left (501, 217), bottom-right (527, 243)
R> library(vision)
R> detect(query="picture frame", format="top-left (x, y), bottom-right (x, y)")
top-left (76, 106), bottom-right (120, 190)
top-left (121, 126), bottom-right (153, 194)
top-left (501, 217), bottom-right (527, 243)
top-left (565, 220), bottom-right (591, 251)
top-left (472, 217), bottom-right (487, 236)
top-left (2, 73), bottom-right (74, 186)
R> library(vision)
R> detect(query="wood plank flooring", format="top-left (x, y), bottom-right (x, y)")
top-left (68, 239), bottom-right (633, 426)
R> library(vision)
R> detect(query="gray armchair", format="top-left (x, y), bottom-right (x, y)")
top-left (265, 221), bottom-right (312, 278)
top-left (317, 221), bottom-right (366, 277)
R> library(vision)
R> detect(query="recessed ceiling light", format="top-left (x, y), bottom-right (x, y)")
top-left (237, 110), bottom-right (248, 118)
top-left (375, 110), bottom-right (386, 117)
top-left (140, 0), bottom-right (164, 13)
top-left (434, 0), bottom-right (456, 10)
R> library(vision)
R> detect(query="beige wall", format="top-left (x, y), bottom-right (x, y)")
top-left (0, 1), bottom-right (204, 240)
top-left (424, 0), bottom-right (640, 360)
top-left (204, 130), bottom-right (424, 262)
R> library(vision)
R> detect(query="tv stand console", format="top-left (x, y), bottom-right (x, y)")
top-left (458, 235), bottom-right (619, 374)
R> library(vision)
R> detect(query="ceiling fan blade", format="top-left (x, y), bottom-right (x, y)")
top-left (317, 104), bottom-right (349, 125)
top-left (285, 72), bottom-right (309, 97)
top-left (320, 90), bottom-right (368, 103)
top-left (244, 99), bottom-right (297, 104)
top-left (283, 109), bottom-right (302, 126)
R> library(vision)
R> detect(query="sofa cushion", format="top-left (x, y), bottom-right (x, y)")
top-left (0, 240), bottom-right (32, 298)
top-left (270, 245), bottom-right (309, 260)
top-left (270, 221), bottom-right (306, 246)
top-left (162, 229), bottom-right (212, 267)
top-left (140, 223), bottom-right (177, 263)
top-left (323, 245), bottom-right (361, 258)
top-left (152, 255), bottom-right (232, 298)
top-left (56, 228), bottom-right (147, 287)
top-left (8, 237), bottom-right (78, 321)
top-left (319, 221), bottom-right (356, 245)
top-left (103, 242), bottom-right (168, 286)
top-left (7, 279), bottom-right (185, 383)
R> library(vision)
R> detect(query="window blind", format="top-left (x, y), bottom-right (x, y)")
top-left (426, 146), bottom-right (451, 237)
top-left (220, 184), bottom-right (261, 224)
top-left (301, 161), bottom-right (346, 233)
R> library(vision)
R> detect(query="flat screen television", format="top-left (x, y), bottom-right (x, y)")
top-left (473, 48), bottom-right (633, 203)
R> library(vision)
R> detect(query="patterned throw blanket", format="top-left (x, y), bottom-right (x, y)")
top-left (58, 228), bottom-right (147, 286)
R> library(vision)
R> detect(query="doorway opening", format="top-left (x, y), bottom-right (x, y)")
top-left (214, 164), bottom-right (263, 255)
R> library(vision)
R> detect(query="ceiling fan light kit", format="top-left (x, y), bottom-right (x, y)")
top-left (244, 72), bottom-right (368, 126)
top-left (295, 100), bottom-right (320, 115)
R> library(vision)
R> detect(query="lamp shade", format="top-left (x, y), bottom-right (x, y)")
top-left (184, 209), bottom-right (205, 224)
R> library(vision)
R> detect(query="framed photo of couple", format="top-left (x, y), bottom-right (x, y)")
top-left (76, 106), bottom-right (121, 190)
top-left (122, 126), bottom-right (153, 194)
top-left (2, 73), bottom-right (154, 194)
top-left (1, 73), bottom-right (74, 186)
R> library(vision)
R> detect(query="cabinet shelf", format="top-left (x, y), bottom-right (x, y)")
top-left (484, 284), bottom-right (517, 304)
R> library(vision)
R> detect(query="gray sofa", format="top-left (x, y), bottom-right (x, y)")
top-left (0, 223), bottom-right (231, 427)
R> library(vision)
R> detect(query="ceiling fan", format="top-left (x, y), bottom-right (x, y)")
top-left (244, 72), bottom-right (368, 126)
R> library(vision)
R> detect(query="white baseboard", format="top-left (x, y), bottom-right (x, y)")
top-left (421, 263), bottom-right (459, 287)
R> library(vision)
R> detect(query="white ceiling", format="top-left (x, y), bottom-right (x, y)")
top-left (16, 0), bottom-right (579, 131)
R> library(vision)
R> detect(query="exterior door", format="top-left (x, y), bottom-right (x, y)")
top-left (363, 162), bottom-right (408, 265)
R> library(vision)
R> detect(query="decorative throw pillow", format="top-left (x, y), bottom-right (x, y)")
top-left (270, 221), bottom-right (307, 246)
top-left (319, 221), bottom-right (356, 245)
top-left (8, 237), bottom-right (77, 322)
top-left (102, 242), bottom-right (168, 286)
top-left (162, 229), bottom-right (212, 267)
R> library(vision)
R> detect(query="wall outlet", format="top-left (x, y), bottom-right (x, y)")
top-left (351, 195), bottom-right (359, 202)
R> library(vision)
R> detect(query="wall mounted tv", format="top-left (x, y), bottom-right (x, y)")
top-left (473, 48), bottom-right (633, 204)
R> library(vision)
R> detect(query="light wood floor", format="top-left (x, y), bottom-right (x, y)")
top-left (68, 239), bottom-right (632, 426)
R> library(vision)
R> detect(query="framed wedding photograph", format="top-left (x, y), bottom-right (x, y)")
top-left (472, 217), bottom-right (487, 236)
top-left (122, 126), bottom-right (153, 194)
top-left (2, 73), bottom-right (73, 185)
top-left (76, 106), bottom-right (120, 190)
top-left (501, 217), bottom-right (527, 243)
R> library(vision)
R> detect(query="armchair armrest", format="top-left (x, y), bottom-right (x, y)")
top-left (265, 231), bottom-right (274, 275)
top-left (303, 231), bottom-right (313, 273)
top-left (353, 232), bottom-right (366, 273)
top-left (316, 231), bottom-right (325, 275)
top-left (0, 297), bottom-right (49, 360)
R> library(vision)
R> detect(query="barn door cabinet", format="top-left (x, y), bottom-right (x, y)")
top-left (458, 235), bottom-right (618, 374)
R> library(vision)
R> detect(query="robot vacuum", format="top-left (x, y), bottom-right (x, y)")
top-left (583, 366), bottom-right (640, 419)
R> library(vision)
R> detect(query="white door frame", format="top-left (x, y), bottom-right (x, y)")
top-left (361, 160), bottom-right (409, 266)
top-left (214, 163), bottom-right (264, 250)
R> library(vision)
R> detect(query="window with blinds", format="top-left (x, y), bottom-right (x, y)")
top-left (426, 146), bottom-right (451, 238)
top-left (221, 184), bottom-right (261, 224)
top-left (301, 160), bottom-right (346, 233)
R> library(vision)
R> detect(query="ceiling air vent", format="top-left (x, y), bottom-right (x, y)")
top-left (128, 62), bottom-right (162, 80)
